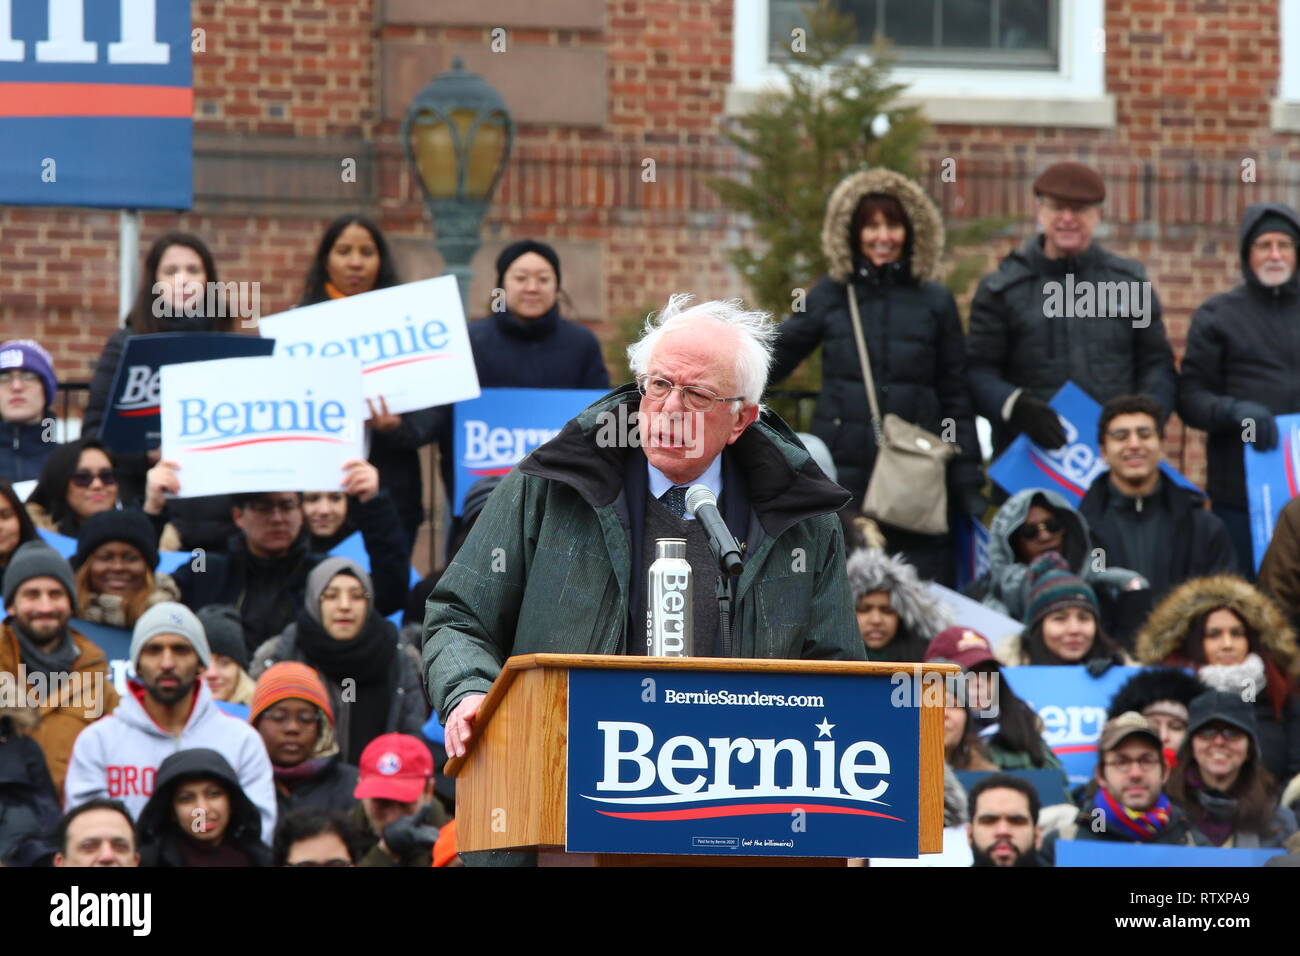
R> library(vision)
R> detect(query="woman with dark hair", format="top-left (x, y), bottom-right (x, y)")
top-left (299, 215), bottom-right (431, 556)
top-left (1136, 574), bottom-right (1300, 783)
top-left (944, 691), bottom-right (998, 772)
top-left (997, 556), bottom-right (1132, 671)
top-left (136, 748), bottom-right (271, 867)
top-left (69, 509), bottom-right (178, 629)
top-left (767, 169), bottom-right (984, 586)
top-left (845, 547), bottom-right (950, 662)
top-left (0, 478), bottom-right (39, 575)
top-left (82, 232), bottom-right (237, 552)
top-left (1166, 690), bottom-right (1297, 848)
top-left (25, 438), bottom-right (119, 537)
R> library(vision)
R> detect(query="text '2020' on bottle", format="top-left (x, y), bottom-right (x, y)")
top-left (646, 538), bottom-right (693, 656)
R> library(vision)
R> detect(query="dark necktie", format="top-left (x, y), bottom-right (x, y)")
top-left (659, 485), bottom-right (689, 520)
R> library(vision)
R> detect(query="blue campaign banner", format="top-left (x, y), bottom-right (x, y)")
top-left (1056, 840), bottom-right (1284, 868)
top-left (70, 617), bottom-right (131, 695)
top-left (215, 700), bottom-right (250, 721)
top-left (565, 668), bottom-right (921, 858)
top-left (100, 333), bottom-right (277, 453)
top-left (1244, 413), bottom-right (1300, 573)
top-left (952, 515), bottom-right (990, 591)
top-left (0, 0), bottom-right (193, 209)
top-left (451, 388), bottom-right (606, 515)
top-left (989, 382), bottom-right (1197, 506)
top-left (956, 768), bottom-right (1071, 810)
top-left (1002, 665), bottom-right (1141, 788)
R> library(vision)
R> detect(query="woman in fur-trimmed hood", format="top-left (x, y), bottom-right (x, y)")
top-left (846, 548), bottom-right (951, 662)
top-left (1135, 574), bottom-right (1300, 783)
top-left (768, 168), bottom-right (984, 586)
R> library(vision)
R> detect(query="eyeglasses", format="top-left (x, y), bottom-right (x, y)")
top-left (1194, 725), bottom-right (1246, 743)
top-left (70, 469), bottom-right (117, 488)
top-left (244, 500), bottom-right (300, 515)
top-left (286, 859), bottom-right (351, 867)
top-left (260, 710), bottom-right (321, 728)
top-left (1014, 517), bottom-right (1062, 541)
top-left (0, 370), bottom-right (40, 387)
top-left (637, 375), bottom-right (745, 413)
top-left (1104, 427), bottom-right (1157, 443)
top-left (1104, 754), bottom-right (1163, 771)
top-left (1251, 238), bottom-right (1296, 254)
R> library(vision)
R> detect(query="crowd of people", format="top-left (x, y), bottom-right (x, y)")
top-left (4, 159), bottom-right (1300, 867)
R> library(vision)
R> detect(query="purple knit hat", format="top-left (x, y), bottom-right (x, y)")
top-left (0, 340), bottom-right (57, 408)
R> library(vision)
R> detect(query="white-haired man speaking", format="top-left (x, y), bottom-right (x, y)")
top-left (423, 295), bottom-right (866, 761)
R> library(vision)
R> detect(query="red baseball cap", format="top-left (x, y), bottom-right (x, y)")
top-left (924, 627), bottom-right (998, 670)
top-left (353, 733), bottom-right (434, 802)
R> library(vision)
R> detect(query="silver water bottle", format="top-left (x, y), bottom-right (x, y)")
top-left (646, 538), bottom-right (693, 656)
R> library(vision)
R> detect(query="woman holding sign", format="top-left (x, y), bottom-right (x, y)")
top-left (83, 233), bottom-right (239, 554)
top-left (299, 215), bottom-right (437, 558)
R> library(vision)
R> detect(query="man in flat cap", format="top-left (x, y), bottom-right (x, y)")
top-left (1181, 202), bottom-right (1300, 575)
top-left (967, 161), bottom-right (1176, 460)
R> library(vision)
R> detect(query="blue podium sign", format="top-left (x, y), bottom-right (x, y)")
top-left (565, 668), bottom-right (920, 858)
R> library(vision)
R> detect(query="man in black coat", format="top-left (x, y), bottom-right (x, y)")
top-left (152, 459), bottom-right (408, 655)
top-left (1080, 394), bottom-right (1237, 642)
top-left (967, 162), bottom-right (1176, 458)
top-left (1178, 201), bottom-right (1300, 573)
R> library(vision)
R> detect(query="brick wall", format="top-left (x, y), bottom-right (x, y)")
top-left (2, 0), bottom-right (1297, 490)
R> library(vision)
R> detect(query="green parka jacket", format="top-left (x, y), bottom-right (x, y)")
top-left (422, 385), bottom-right (866, 719)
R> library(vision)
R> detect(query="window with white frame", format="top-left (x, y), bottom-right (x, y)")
top-left (731, 0), bottom-right (1112, 127)
top-left (1273, 0), bottom-right (1300, 130)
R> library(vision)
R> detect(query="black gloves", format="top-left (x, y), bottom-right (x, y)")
top-left (1010, 393), bottom-right (1068, 449)
top-left (1230, 400), bottom-right (1278, 451)
top-left (382, 808), bottom-right (440, 862)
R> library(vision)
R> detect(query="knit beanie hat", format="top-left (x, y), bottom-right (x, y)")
top-left (71, 509), bottom-right (160, 572)
top-left (1025, 553), bottom-right (1099, 630)
top-left (495, 239), bottom-right (561, 290)
top-left (0, 339), bottom-right (57, 409)
top-left (1247, 211), bottom-right (1300, 247)
top-left (305, 557), bottom-right (374, 625)
top-left (249, 661), bottom-right (335, 727)
top-left (130, 602), bottom-right (211, 669)
top-left (196, 605), bottom-right (248, 671)
top-left (2, 540), bottom-right (76, 608)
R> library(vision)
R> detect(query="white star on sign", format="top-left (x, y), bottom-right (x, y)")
top-left (815, 717), bottom-right (835, 738)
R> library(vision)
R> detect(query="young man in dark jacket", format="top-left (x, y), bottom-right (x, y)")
top-left (967, 162), bottom-right (1176, 458)
top-left (1178, 201), bottom-right (1300, 572)
top-left (1080, 394), bottom-right (1237, 641)
top-left (0, 340), bottom-right (60, 484)
top-left (151, 458), bottom-right (408, 655)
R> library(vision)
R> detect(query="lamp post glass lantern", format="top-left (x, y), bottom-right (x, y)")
top-left (403, 58), bottom-right (514, 310)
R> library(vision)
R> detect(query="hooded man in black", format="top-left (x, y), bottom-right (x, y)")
top-left (1179, 201), bottom-right (1300, 573)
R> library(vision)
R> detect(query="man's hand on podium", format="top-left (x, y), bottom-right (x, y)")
top-left (446, 694), bottom-right (487, 758)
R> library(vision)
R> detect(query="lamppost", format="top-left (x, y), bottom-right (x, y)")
top-left (402, 57), bottom-right (514, 310)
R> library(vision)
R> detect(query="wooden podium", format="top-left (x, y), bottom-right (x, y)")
top-left (447, 654), bottom-right (957, 866)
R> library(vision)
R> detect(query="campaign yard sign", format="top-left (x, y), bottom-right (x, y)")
top-left (0, 0), bottom-right (193, 209)
top-left (259, 276), bottom-right (480, 418)
top-left (1244, 412), bottom-right (1300, 573)
top-left (159, 356), bottom-right (363, 498)
top-left (99, 332), bottom-right (276, 453)
top-left (452, 387), bottom-right (606, 515)
top-left (565, 668), bottom-right (921, 858)
top-left (1002, 665), bottom-right (1141, 788)
top-left (989, 382), bottom-right (1197, 505)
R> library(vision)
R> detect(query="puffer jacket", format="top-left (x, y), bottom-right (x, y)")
top-left (1135, 574), bottom-right (1300, 782)
top-left (0, 704), bottom-right (61, 866)
top-left (965, 488), bottom-right (1145, 626)
top-left (422, 383), bottom-right (867, 720)
top-left (967, 235), bottom-right (1176, 457)
top-left (768, 168), bottom-right (982, 503)
top-left (1178, 202), bottom-right (1300, 508)
top-left (0, 419), bottom-right (57, 484)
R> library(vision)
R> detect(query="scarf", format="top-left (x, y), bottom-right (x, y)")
top-left (1199, 653), bottom-right (1266, 697)
top-left (79, 575), bottom-right (181, 628)
top-left (294, 609), bottom-right (395, 763)
top-left (324, 282), bottom-right (348, 300)
top-left (14, 622), bottom-right (78, 681)
top-left (1096, 785), bottom-right (1173, 841)
top-left (273, 755), bottom-right (332, 788)
top-left (1183, 766), bottom-right (1236, 846)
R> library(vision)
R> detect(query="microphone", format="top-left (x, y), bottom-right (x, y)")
top-left (686, 484), bottom-right (743, 576)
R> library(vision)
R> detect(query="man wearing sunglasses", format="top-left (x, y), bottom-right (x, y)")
top-left (1180, 202), bottom-right (1300, 574)
top-left (1080, 395), bottom-right (1237, 633)
top-left (0, 339), bottom-right (60, 483)
top-left (1040, 711), bottom-right (1200, 862)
